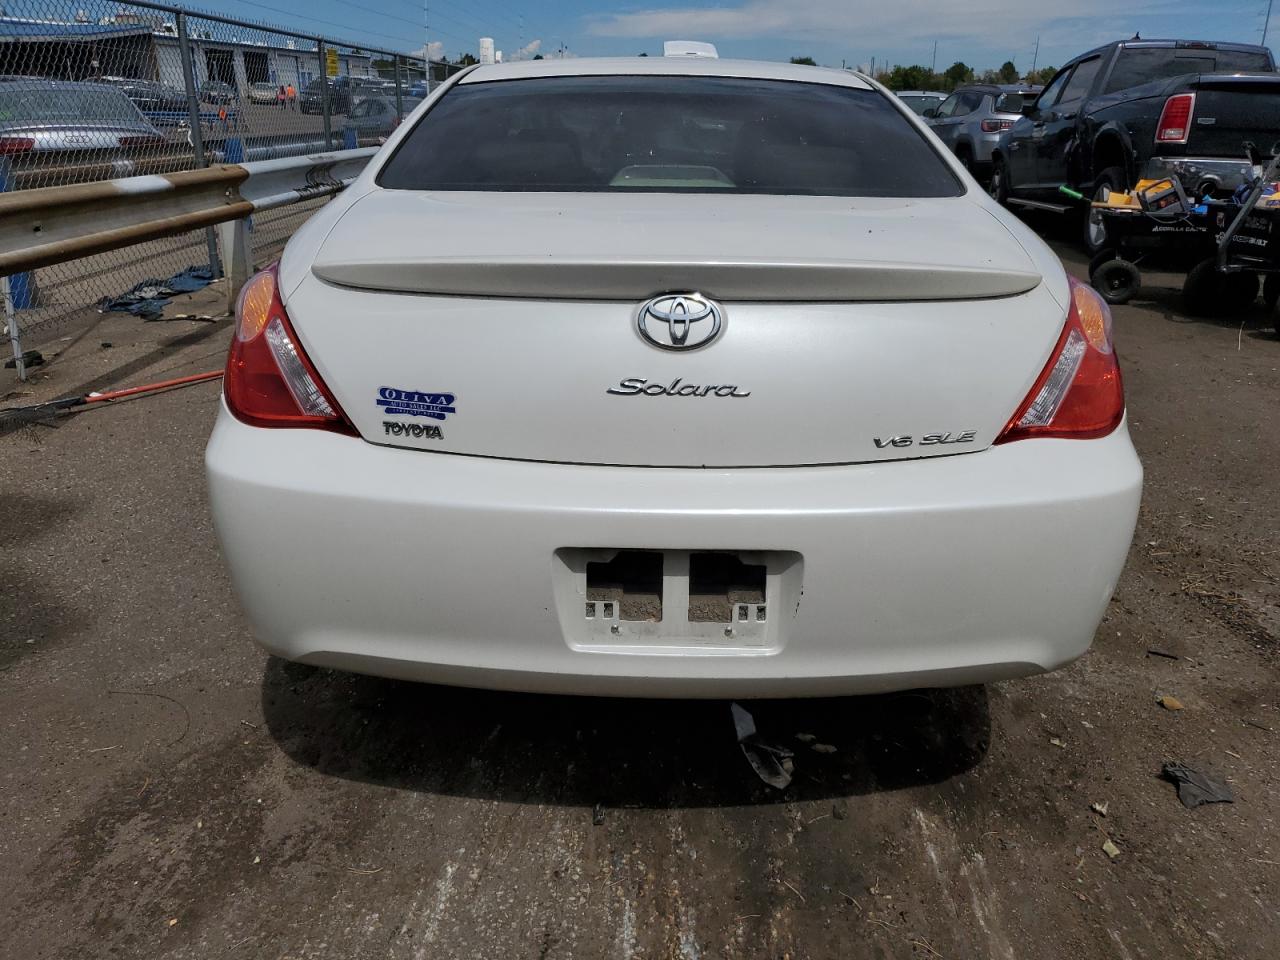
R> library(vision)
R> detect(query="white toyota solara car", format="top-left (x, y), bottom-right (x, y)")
top-left (206, 51), bottom-right (1142, 698)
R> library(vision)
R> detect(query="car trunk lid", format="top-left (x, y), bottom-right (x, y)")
top-left (287, 191), bottom-right (1062, 467)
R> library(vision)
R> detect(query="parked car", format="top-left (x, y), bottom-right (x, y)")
top-left (926, 83), bottom-right (1041, 178)
top-left (0, 79), bottom-right (167, 159)
top-left (352, 77), bottom-right (395, 96)
top-left (895, 90), bottom-right (947, 115)
top-left (100, 77), bottom-right (189, 113)
top-left (199, 80), bottom-right (237, 104)
top-left (208, 52), bottom-right (1141, 698)
top-left (345, 95), bottom-right (421, 139)
top-left (248, 82), bottom-right (279, 105)
top-left (407, 80), bottom-right (432, 98)
top-left (300, 76), bottom-right (353, 114)
top-left (989, 38), bottom-right (1280, 251)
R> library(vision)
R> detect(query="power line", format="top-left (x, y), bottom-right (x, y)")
top-left (435, 0), bottom-right (552, 52)
top-left (384, 0), bottom-right (504, 38)
top-left (227, 0), bottom-right (465, 52)
top-left (326, 0), bottom-right (454, 36)
top-left (392, 0), bottom-right (536, 41)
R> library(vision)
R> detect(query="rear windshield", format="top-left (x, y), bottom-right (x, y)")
top-left (379, 75), bottom-right (963, 197)
top-left (0, 84), bottom-right (143, 123)
top-left (898, 94), bottom-right (943, 114)
top-left (1105, 47), bottom-right (1273, 93)
top-left (993, 92), bottom-right (1033, 113)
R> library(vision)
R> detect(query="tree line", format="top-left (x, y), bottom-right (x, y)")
top-left (791, 56), bottom-right (1058, 90)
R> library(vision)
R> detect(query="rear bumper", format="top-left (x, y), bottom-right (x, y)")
top-left (206, 405), bottom-right (1142, 697)
top-left (1144, 155), bottom-right (1254, 195)
top-left (971, 132), bottom-right (1002, 166)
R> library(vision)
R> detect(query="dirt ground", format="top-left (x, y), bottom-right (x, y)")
top-left (0, 236), bottom-right (1277, 959)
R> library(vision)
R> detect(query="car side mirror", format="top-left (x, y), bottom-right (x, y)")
top-left (1021, 103), bottom-right (1038, 117)
top-left (923, 108), bottom-right (938, 118)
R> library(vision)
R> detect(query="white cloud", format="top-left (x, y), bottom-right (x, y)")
top-left (510, 38), bottom-right (543, 61)
top-left (588, 0), bottom-right (1115, 39)
top-left (585, 0), bottom-right (1159, 69)
top-left (410, 41), bottom-right (445, 62)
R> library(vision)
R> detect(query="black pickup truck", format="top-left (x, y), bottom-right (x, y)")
top-left (988, 38), bottom-right (1280, 251)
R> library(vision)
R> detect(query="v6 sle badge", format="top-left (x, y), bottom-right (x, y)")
top-left (874, 430), bottom-right (976, 449)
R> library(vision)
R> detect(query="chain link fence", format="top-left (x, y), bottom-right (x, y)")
top-left (1, 0), bottom-right (460, 375)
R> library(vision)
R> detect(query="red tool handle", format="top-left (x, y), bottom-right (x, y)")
top-left (82, 370), bottom-right (223, 405)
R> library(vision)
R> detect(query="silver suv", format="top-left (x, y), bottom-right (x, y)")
top-left (925, 84), bottom-right (1041, 179)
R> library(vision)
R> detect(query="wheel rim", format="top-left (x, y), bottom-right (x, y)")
top-left (1087, 182), bottom-right (1110, 248)
top-left (1104, 271), bottom-right (1131, 295)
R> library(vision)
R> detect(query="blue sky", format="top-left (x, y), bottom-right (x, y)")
top-left (208, 0), bottom-right (1277, 72)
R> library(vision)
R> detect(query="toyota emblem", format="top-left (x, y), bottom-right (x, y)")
top-left (635, 293), bottom-right (724, 350)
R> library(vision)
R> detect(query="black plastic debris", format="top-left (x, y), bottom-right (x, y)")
top-left (731, 702), bottom-right (794, 790)
top-left (4, 349), bottom-right (43, 369)
top-left (1161, 762), bottom-right (1234, 808)
top-left (98, 267), bottom-right (215, 320)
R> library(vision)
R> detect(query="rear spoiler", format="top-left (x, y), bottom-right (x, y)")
top-left (1189, 72), bottom-right (1280, 88)
top-left (312, 257), bottom-right (1043, 302)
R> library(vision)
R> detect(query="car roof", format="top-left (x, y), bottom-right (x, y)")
top-left (897, 90), bottom-right (946, 97)
top-left (0, 78), bottom-right (131, 93)
top-left (462, 56), bottom-right (873, 90)
top-left (953, 83), bottom-right (1042, 94)
top-left (1074, 37), bottom-right (1271, 62)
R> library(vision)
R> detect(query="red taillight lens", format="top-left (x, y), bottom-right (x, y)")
top-left (1155, 93), bottom-right (1195, 143)
top-left (0, 137), bottom-right (35, 155)
top-left (224, 265), bottom-right (355, 433)
top-left (980, 118), bottom-right (1014, 133)
top-left (995, 276), bottom-right (1124, 443)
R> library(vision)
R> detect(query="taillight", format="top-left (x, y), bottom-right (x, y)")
top-left (995, 276), bottom-right (1124, 443)
top-left (224, 265), bottom-right (355, 433)
top-left (980, 119), bottom-right (1014, 133)
top-left (1155, 93), bottom-right (1195, 144)
top-left (0, 137), bottom-right (35, 155)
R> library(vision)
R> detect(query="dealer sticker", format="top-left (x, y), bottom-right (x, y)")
top-left (376, 387), bottom-right (457, 420)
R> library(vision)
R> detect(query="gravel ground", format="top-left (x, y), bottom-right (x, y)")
top-left (0, 239), bottom-right (1277, 959)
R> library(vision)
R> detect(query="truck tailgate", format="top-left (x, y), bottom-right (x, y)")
top-left (1185, 75), bottom-right (1280, 157)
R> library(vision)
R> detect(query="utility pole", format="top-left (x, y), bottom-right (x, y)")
top-left (931, 40), bottom-right (937, 73)
top-left (1030, 35), bottom-right (1040, 78)
top-left (1265, 0), bottom-right (1275, 46)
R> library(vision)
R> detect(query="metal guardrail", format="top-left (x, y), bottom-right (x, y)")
top-left (1, 146), bottom-right (375, 378)
top-left (0, 0), bottom-right (463, 364)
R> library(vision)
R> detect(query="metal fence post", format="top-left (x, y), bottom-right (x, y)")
top-left (317, 38), bottom-right (333, 150)
top-left (216, 217), bottom-right (252, 315)
top-left (394, 55), bottom-right (404, 123)
top-left (176, 11), bottom-right (222, 279)
top-left (3, 275), bottom-right (23, 381)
